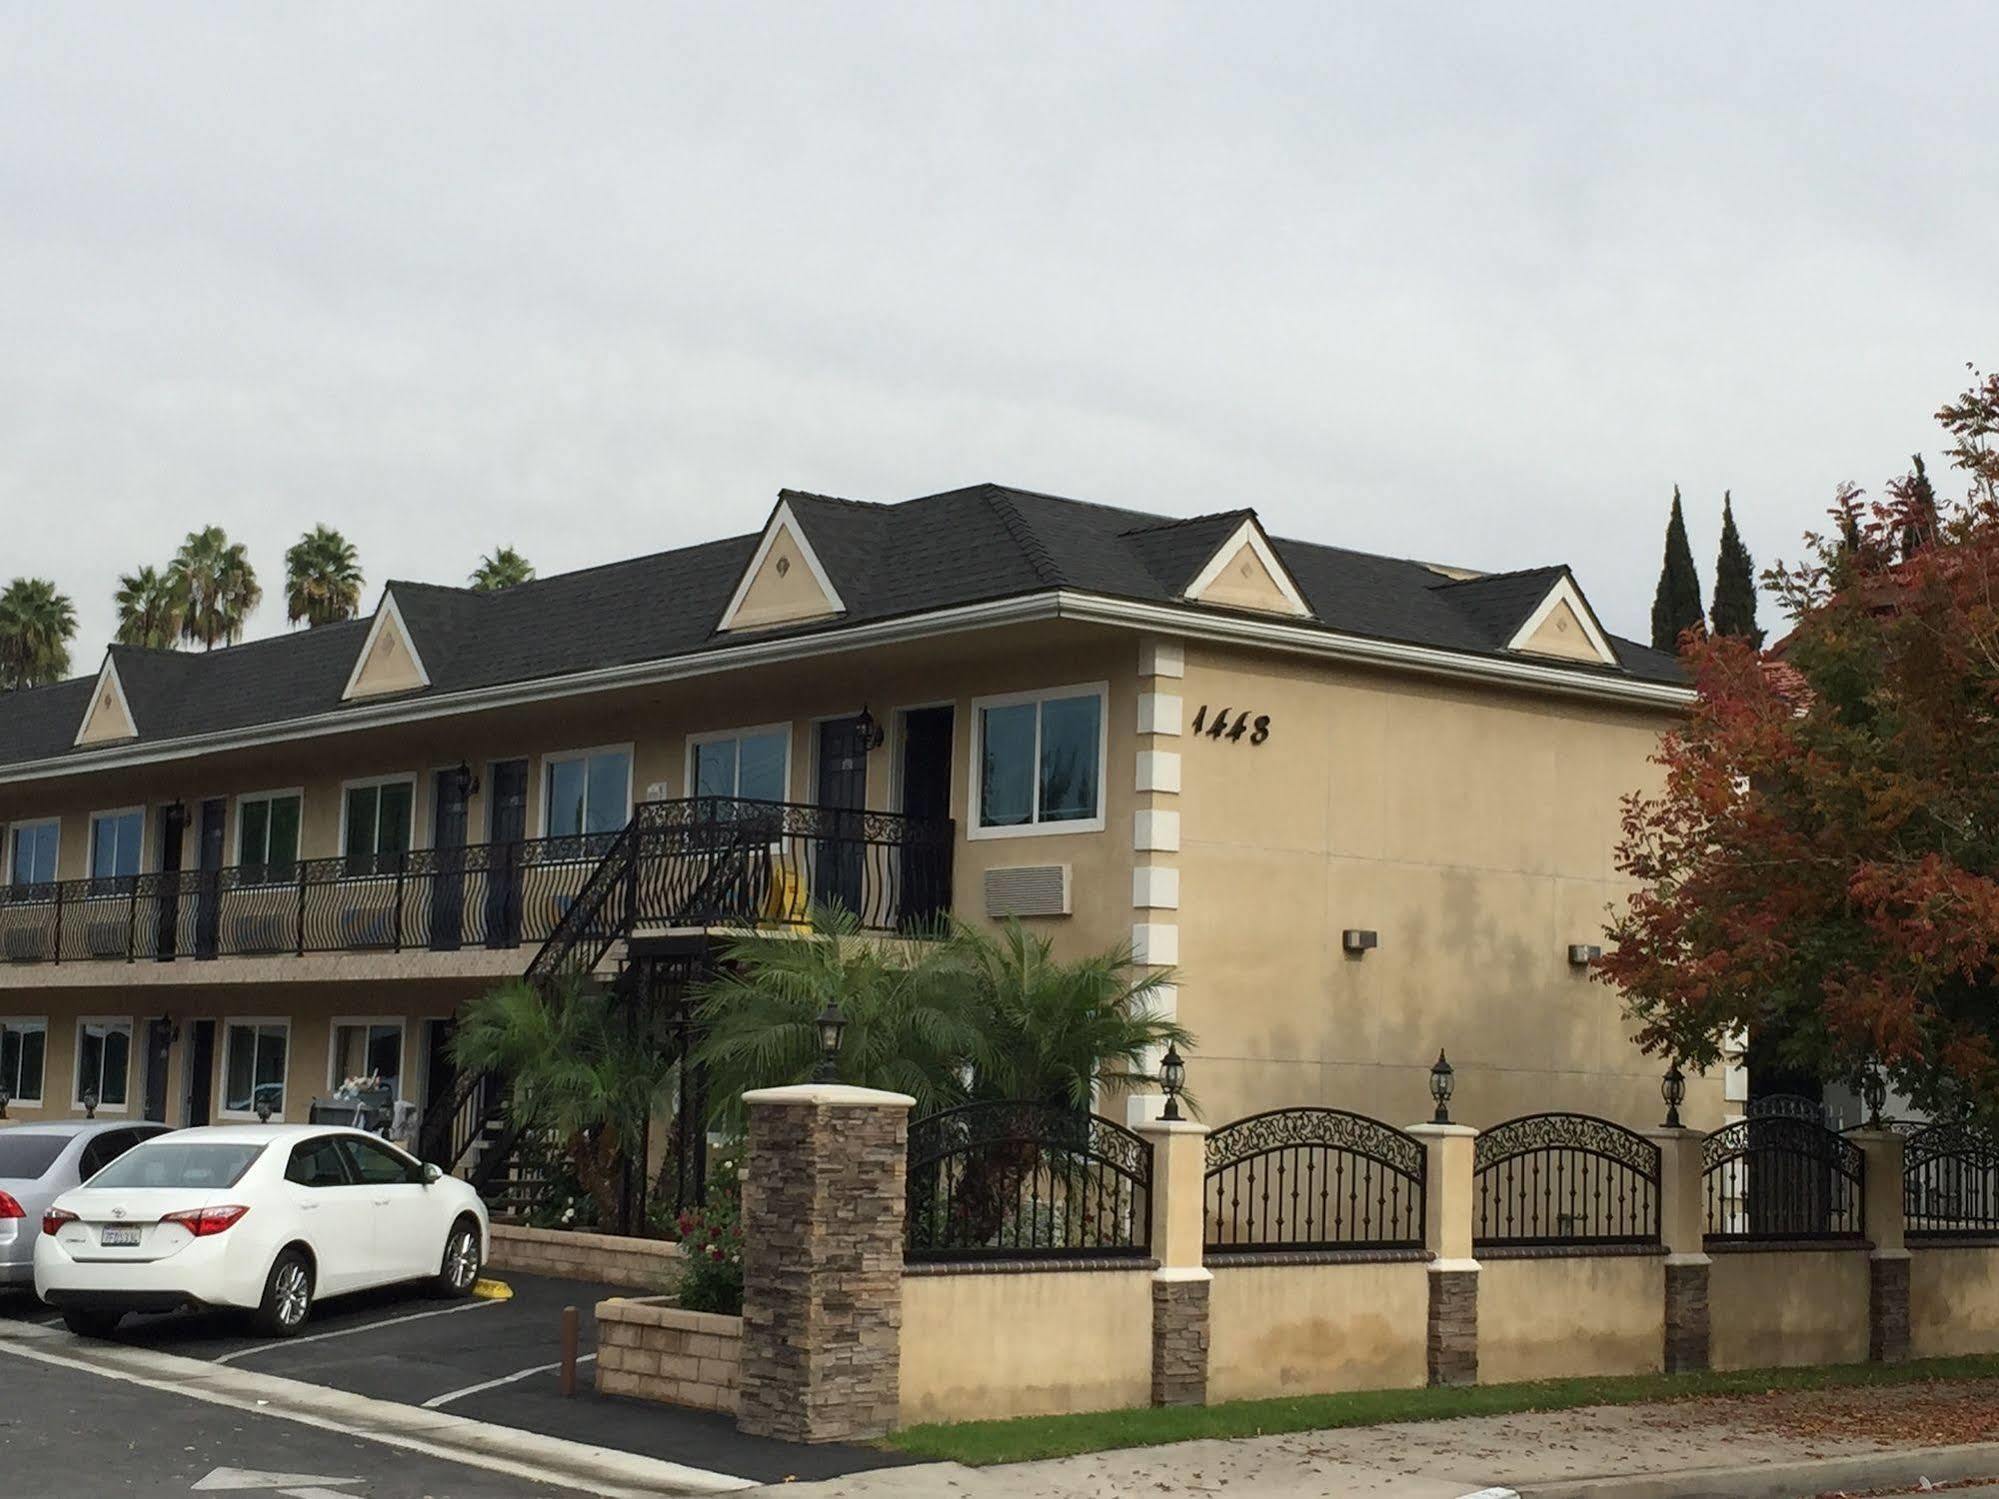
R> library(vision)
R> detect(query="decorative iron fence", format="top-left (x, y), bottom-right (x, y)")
top-left (1702, 1116), bottom-right (1865, 1241)
top-left (904, 1101), bottom-right (1153, 1263)
top-left (1904, 1122), bottom-right (1999, 1239)
top-left (1473, 1113), bottom-right (1661, 1247)
top-left (1203, 1108), bottom-right (1425, 1253)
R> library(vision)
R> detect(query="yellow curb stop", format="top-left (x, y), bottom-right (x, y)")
top-left (472, 1277), bottom-right (514, 1301)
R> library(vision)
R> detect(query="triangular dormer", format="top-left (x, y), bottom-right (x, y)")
top-left (715, 498), bottom-right (846, 633)
top-left (1183, 516), bottom-right (1312, 619)
top-left (341, 590), bottom-right (431, 701)
top-left (1509, 573), bottom-right (1620, 667)
top-left (73, 656), bottom-right (138, 747)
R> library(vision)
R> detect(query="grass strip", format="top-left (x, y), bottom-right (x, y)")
top-left (885, 1353), bottom-right (1999, 1466)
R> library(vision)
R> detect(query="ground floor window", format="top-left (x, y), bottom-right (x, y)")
top-left (74, 1018), bottom-right (132, 1110)
top-left (330, 1019), bottom-right (404, 1098)
top-left (0, 1018), bottom-right (45, 1105)
top-left (223, 1020), bottom-right (289, 1118)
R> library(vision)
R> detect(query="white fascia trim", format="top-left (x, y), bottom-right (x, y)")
top-left (1507, 572), bottom-right (1619, 667)
top-left (1183, 517), bottom-right (1313, 618)
top-left (341, 589), bottom-right (432, 701)
top-left (715, 498), bottom-right (847, 632)
top-left (73, 655), bottom-right (138, 747)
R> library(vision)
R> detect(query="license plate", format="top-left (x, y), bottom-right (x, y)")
top-left (99, 1225), bottom-right (141, 1247)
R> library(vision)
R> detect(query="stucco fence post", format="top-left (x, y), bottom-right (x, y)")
top-left (735, 1083), bottom-right (915, 1444)
top-left (1850, 1127), bottom-right (1910, 1363)
top-left (1409, 1122), bottom-right (1478, 1386)
top-left (1648, 1126), bottom-right (1711, 1373)
top-left (1139, 1114), bottom-right (1211, 1406)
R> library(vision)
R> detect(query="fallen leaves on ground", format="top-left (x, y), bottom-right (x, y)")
top-left (1644, 1379), bottom-right (1999, 1448)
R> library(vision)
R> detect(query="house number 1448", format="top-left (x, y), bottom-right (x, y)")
top-left (1189, 705), bottom-right (1271, 744)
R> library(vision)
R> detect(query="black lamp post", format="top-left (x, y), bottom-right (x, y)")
top-left (1861, 1064), bottom-right (1887, 1129)
top-left (82, 1089), bottom-right (98, 1120)
top-left (1662, 1060), bottom-right (1686, 1130)
top-left (814, 1000), bottom-right (848, 1084)
top-left (1428, 1050), bottom-right (1455, 1125)
top-left (1159, 1046), bottom-right (1186, 1122)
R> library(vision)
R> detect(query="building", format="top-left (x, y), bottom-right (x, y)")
top-left (0, 483), bottom-right (1715, 1181)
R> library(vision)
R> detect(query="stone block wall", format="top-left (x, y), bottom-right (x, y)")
top-left (595, 1297), bottom-right (742, 1413)
top-left (488, 1224), bottom-right (682, 1291)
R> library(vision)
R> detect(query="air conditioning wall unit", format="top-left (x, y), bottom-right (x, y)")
top-left (983, 865), bottom-right (1072, 920)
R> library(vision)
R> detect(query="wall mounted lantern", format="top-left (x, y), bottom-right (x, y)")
top-left (1159, 1046), bottom-right (1187, 1122)
top-left (1429, 1050), bottom-right (1455, 1125)
top-left (1661, 1060), bottom-right (1686, 1129)
top-left (452, 762), bottom-right (481, 801)
top-left (853, 706), bottom-right (887, 753)
top-left (1342, 929), bottom-right (1378, 956)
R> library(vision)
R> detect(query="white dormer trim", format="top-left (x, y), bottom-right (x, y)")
top-left (1507, 573), bottom-right (1620, 667)
top-left (1182, 517), bottom-right (1313, 618)
top-left (716, 498), bottom-right (847, 633)
top-left (73, 655), bottom-right (139, 747)
top-left (341, 590), bottom-right (432, 701)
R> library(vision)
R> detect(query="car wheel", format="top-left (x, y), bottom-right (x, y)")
top-left (433, 1218), bottom-right (482, 1299)
top-left (61, 1308), bottom-right (123, 1339)
top-left (253, 1249), bottom-right (314, 1338)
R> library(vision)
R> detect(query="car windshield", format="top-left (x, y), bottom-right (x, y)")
top-left (86, 1142), bottom-right (266, 1190)
top-left (0, 1134), bottom-right (68, 1181)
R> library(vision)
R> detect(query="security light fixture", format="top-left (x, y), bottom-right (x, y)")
top-left (1159, 1045), bottom-right (1187, 1122)
top-left (1662, 1060), bottom-right (1686, 1129)
top-left (1861, 1065), bottom-right (1888, 1129)
top-left (854, 706), bottom-right (887, 753)
top-left (82, 1089), bottom-right (98, 1120)
top-left (1568, 944), bottom-right (1603, 967)
top-left (1429, 1050), bottom-right (1455, 1125)
top-left (1342, 929), bottom-right (1378, 956)
top-left (814, 1000), bottom-right (848, 1084)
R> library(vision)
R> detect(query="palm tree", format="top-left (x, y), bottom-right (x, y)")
top-left (0, 578), bottom-right (78, 689)
top-left (113, 565), bottom-right (185, 649)
top-left (283, 524), bottom-right (363, 627)
top-left (170, 525), bottom-right (261, 649)
top-left (469, 546), bottom-right (535, 592)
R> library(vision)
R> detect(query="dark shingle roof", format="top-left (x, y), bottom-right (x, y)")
top-left (0, 482), bottom-right (1683, 771)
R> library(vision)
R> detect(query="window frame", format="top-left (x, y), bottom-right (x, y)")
top-left (6, 817), bottom-right (61, 892)
top-left (72, 1015), bottom-right (135, 1114)
top-left (338, 772), bottom-right (419, 878)
top-left (86, 805), bottom-right (147, 891)
top-left (326, 1015), bottom-right (408, 1097)
top-left (684, 723), bottom-right (794, 805)
top-left (218, 1015), bottom-right (292, 1123)
top-left (0, 1016), bottom-right (48, 1106)
top-left (537, 743), bottom-right (636, 841)
top-left (233, 787), bottom-right (305, 885)
top-left (965, 681), bottom-right (1110, 841)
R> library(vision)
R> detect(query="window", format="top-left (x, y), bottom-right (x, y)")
top-left (543, 747), bottom-right (632, 842)
top-left (237, 792), bottom-right (302, 881)
top-left (0, 1019), bottom-right (45, 1104)
top-left (74, 1018), bottom-right (132, 1110)
top-left (89, 809), bottom-right (144, 885)
top-left (222, 1021), bottom-right (290, 1119)
top-left (329, 1020), bottom-right (404, 1097)
top-left (8, 820), bottom-right (58, 887)
top-left (90, 1141), bottom-right (265, 1190)
top-left (79, 1127), bottom-right (160, 1180)
top-left (339, 1136), bottom-right (421, 1186)
top-left (342, 778), bottom-right (414, 877)
top-left (971, 685), bottom-right (1106, 836)
top-left (689, 727), bottom-right (790, 803)
top-left (0, 1133), bottom-right (66, 1179)
top-left (285, 1137), bottom-right (353, 1188)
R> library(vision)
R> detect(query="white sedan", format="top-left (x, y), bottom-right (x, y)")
top-left (35, 1124), bottom-right (489, 1339)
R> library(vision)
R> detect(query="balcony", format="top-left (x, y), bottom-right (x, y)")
top-left (0, 797), bottom-right (955, 967)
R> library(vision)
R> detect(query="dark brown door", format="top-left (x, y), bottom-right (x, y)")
top-left (485, 759), bottom-right (529, 947)
top-left (185, 1020), bottom-right (215, 1127)
top-left (814, 717), bottom-right (870, 919)
top-left (142, 1019), bottom-right (173, 1122)
top-left (154, 803), bottom-right (186, 959)
top-left (194, 798), bottom-right (226, 959)
top-left (430, 768), bottom-right (470, 950)
top-left (897, 707), bottom-right (954, 927)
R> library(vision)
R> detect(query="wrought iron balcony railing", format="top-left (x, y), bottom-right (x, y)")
top-left (0, 796), bottom-right (955, 966)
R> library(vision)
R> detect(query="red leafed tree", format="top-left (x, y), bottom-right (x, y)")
top-left (1599, 370), bottom-right (1999, 1120)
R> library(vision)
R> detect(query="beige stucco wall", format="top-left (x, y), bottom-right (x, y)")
top-left (1708, 1248), bottom-right (1871, 1371)
top-left (1479, 1253), bottom-right (1663, 1382)
top-left (1911, 1246), bottom-right (1999, 1358)
top-left (899, 1269), bottom-right (1153, 1423)
top-left (1207, 1258), bottom-right (1426, 1401)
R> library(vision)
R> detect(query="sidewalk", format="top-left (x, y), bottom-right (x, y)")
top-left (750, 1380), bottom-right (1999, 1499)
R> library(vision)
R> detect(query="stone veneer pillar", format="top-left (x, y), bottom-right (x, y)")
top-left (1648, 1126), bottom-right (1711, 1373)
top-left (1139, 1115), bottom-right (1210, 1406)
top-left (1851, 1128), bottom-right (1910, 1363)
top-left (1409, 1122), bottom-right (1478, 1386)
top-left (735, 1083), bottom-right (915, 1443)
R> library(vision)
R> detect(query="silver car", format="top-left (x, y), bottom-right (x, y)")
top-left (1, 1122), bottom-right (174, 1287)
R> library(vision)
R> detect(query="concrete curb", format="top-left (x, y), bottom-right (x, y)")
top-left (1509, 1440), bottom-right (1999, 1498)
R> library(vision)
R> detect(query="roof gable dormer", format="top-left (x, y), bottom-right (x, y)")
top-left (73, 655), bottom-right (138, 746)
top-left (1182, 515), bottom-right (1313, 618)
top-left (1508, 573), bottom-right (1619, 667)
top-left (341, 590), bottom-right (431, 701)
top-left (715, 497), bottom-right (847, 633)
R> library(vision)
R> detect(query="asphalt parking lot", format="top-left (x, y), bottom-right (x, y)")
top-left (0, 1270), bottom-right (907, 1488)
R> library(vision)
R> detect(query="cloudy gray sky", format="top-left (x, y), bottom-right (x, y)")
top-left (2, 3), bottom-right (1991, 666)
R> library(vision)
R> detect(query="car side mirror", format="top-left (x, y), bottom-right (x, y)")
top-left (422, 1163), bottom-right (444, 1186)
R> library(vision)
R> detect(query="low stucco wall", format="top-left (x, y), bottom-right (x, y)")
top-left (1709, 1246), bottom-right (1870, 1371)
top-left (488, 1224), bottom-right (682, 1291)
top-left (1479, 1252), bottom-right (1663, 1383)
top-left (1207, 1257), bottom-right (1427, 1402)
top-left (900, 1267), bottom-right (1154, 1424)
top-left (1912, 1244), bottom-right (1999, 1358)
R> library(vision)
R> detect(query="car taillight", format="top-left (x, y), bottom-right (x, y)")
top-left (41, 1207), bottom-right (77, 1236)
top-left (162, 1205), bottom-right (249, 1237)
top-left (0, 1191), bottom-right (23, 1220)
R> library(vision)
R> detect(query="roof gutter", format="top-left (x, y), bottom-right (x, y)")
top-left (0, 589), bottom-right (1689, 785)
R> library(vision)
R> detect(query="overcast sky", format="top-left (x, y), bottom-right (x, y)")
top-left (2, 3), bottom-right (1991, 667)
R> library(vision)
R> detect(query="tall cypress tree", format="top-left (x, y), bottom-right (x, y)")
top-left (1900, 454), bottom-right (1939, 560)
top-left (1650, 486), bottom-right (1705, 653)
top-left (1710, 492), bottom-right (1763, 647)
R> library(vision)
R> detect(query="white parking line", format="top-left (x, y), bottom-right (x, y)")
top-left (422, 1352), bottom-right (598, 1409)
top-left (212, 1298), bottom-right (498, 1363)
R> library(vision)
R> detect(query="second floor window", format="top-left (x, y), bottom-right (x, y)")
top-left (974, 686), bottom-right (1106, 834)
top-left (343, 780), bottom-right (413, 876)
top-left (8, 820), bottom-right (58, 887)
top-left (238, 793), bottom-right (302, 881)
top-left (89, 809), bottom-right (143, 885)
top-left (545, 748), bottom-right (631, 841)
top-left (691, 728), bottom-right (789, 803)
